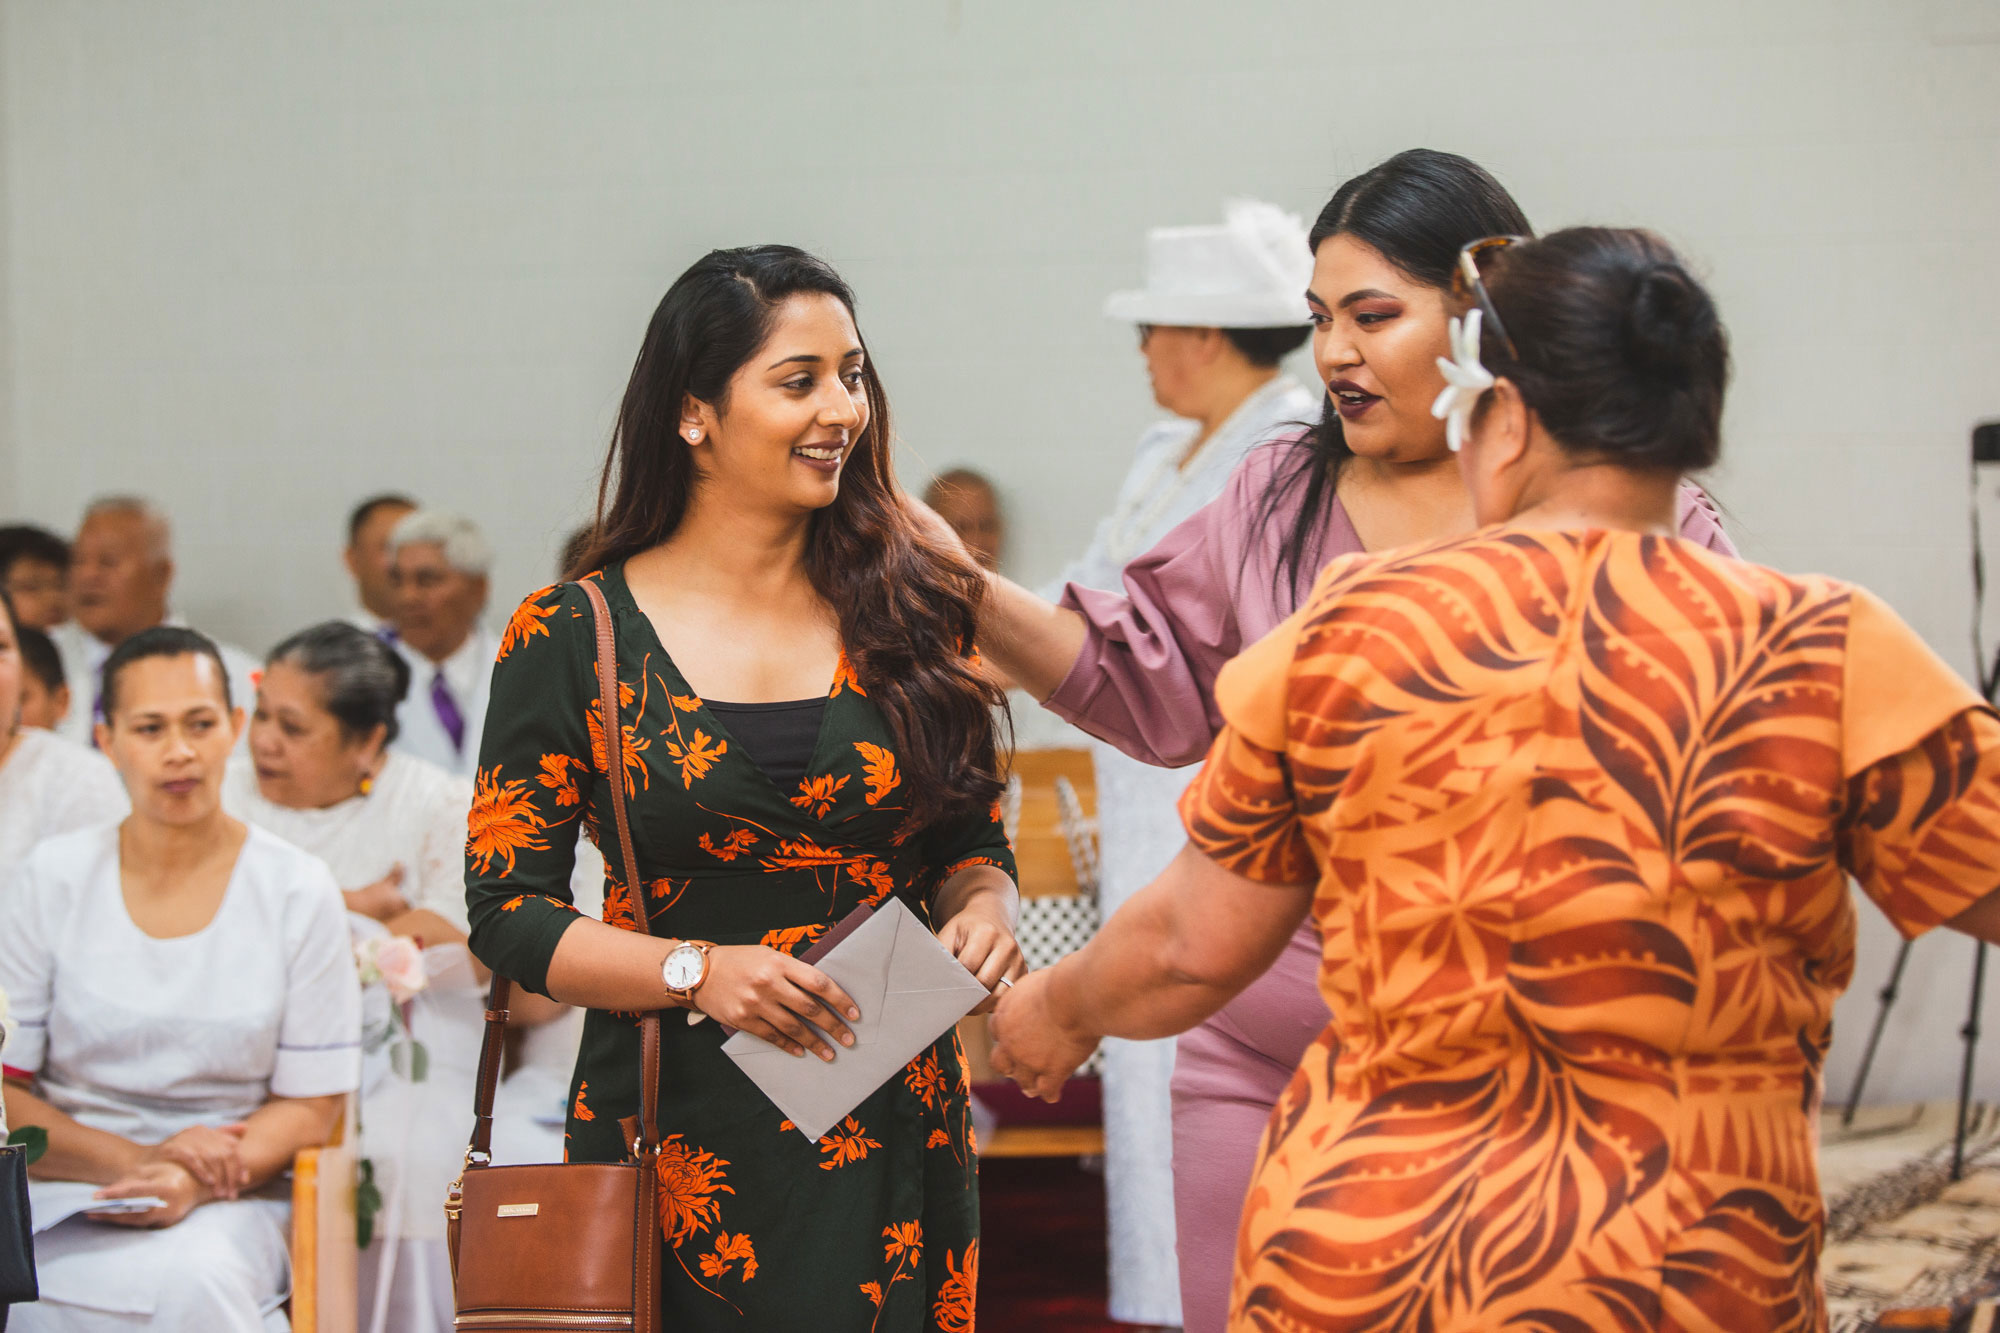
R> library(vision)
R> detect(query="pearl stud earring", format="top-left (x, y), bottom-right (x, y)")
top-left (687, 428), bottom-right (702, 442)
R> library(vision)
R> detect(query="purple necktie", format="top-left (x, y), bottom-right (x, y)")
top-left (431, 670), bottom-right (465, 755)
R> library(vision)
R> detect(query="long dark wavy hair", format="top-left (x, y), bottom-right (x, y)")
top-left (573, 245), bottom-right (1006, 829)
top-left (1260, 149), bottom-right (1534, 595)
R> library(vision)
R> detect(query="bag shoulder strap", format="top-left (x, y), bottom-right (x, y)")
top-left (468, 577), bottom-right (662, 1164)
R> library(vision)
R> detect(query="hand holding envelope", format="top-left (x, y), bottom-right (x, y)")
top-left (722, 899), bottom-right (992, 1142)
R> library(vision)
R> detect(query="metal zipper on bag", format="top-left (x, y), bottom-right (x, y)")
top-left (454, 1315), bottom-right (634, 1330)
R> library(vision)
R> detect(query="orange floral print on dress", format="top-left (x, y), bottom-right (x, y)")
top-left (498, 588), bottom-right (560, 660)
top-left (816, 1117), bottom-right (881, 1170)
top-left (573, 1081), bottom-right (595, 1122)
top-left (536, 753), bottom-right (583, 807)
top-left (467, 767), bottom-right (550, 876)
top-left (697, 1232), bottom-right (757, 1282)
top-left (672, 693), bottom-right (702, 713)
top-left (883, 1220), bottom-right (921, 1262)
top-left (647, 877), bottom-right (689, 912)
top-left (926, 1129), bottom-right (949, 1149)
top-left (791, 773), bottom-right (851, 819)
top-left (854, 742), bottom-right (900, 805)
top-left (656, 1135), bottom-right (734, 1247)
top-left (761, 924), bottom-right (828, 955)
top-left (665, 729), bottom-right (727, 788)
top-left (602, 878), bottom-right (648, 933)
top-left (586, 706), bottom-right (651, 798)
top-left (499, 895), bottom-right (524, 912)
top-left (903, 1054), bottom-right (945, 1112)
top-left (831, 652), bottom-right (866, 698)
top-left (933, 1240), bottom-right (976, 1333)
top-left (699, 828), bottom-right (758, 861)
top-left (863, 1220), bottom-right (924, 1332)
top-left (847, 859), bottom-right (895, 907)
top-left (758, 837), bottom-right (856, 871)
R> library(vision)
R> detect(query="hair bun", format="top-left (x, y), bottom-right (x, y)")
top-left (1624, 263), bottom-right (1717, 381)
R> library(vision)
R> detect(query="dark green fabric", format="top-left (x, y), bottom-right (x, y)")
top-left (466, 565), bottom-right (1007, 1331)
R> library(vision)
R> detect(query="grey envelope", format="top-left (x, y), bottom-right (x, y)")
top-left (722, 898), bottom-right (990, 1141)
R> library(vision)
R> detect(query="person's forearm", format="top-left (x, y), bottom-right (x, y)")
top-left (979, 572), bottom-right (1090, 702)
top-left (543, 916), bottom-right (686, 1012)
top-left (1043, 887), bottom-right (1245, 1042)
top-left (932, 865), bottom-right (1018, 929)
top-left (4, 1082), bottom-right (144, 1184)
top-left (509, 990), bottom-right (572, 1027)
top-left (1044, 845), bottom-right (1311, 1042)
top-left (235, 1095), bottom-right (345, 1189)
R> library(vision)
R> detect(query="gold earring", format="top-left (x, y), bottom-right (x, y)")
top-left (359, 773), bottom-right (374, 797)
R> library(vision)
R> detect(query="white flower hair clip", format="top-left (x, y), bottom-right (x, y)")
top-left (1430, 308), bottom-right (1495, 453)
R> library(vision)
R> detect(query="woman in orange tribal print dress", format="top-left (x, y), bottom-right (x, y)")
top-left (989, 226), bottom-right (2000, 1333)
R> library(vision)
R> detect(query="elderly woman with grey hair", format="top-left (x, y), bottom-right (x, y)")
top-left (382, 509), bottom-right (496, 777)
top-left (221, 621), bottom-right (573, 1333)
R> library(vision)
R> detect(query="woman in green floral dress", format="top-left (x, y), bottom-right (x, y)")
top-left (466, 246), bottom-right (1020, 1332)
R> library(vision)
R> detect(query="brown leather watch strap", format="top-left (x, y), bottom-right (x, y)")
top-left (466, 577), bottom-right (663, 1164)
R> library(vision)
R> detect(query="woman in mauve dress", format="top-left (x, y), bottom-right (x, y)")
top-left (990, 225), bottom-right (2000, 1332)
top-left (942, 151), bottom-right (1736, 1333)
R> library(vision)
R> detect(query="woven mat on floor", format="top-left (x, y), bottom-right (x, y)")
top-left (1820, 1102), bottom-right (2000, 1332)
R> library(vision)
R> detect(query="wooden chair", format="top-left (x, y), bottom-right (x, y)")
top-left (289, 1097), bottom-right (359, 1333)
top-left (969, 746), bottom-right (1109, 1159)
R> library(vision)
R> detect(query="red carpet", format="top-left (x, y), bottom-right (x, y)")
top-left (979, 1156), bottom-right (1126, 1332)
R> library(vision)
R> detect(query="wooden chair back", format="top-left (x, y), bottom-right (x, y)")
top-left (289, 1096), bottom-right (359, 1333)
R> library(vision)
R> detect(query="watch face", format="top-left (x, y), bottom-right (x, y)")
top-left (664, 946), bottom-right (705, 991)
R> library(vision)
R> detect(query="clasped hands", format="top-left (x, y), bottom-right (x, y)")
top-left (685, 900), bottom-right (1026, 1063)
top-left (988, 964), bottom-right (1098, 1102)
top-left (89, 1123), bottom-right (250, 1229)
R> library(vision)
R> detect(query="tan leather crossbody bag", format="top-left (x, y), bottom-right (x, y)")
top-left (447, 578), bottom-right (664, 1332)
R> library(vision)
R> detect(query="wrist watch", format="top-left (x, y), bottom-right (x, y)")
top-left (661, 940), bottom-right (716, 1004)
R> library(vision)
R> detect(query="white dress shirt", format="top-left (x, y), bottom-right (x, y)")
top-left (391, 625), bottom-right (497, 778)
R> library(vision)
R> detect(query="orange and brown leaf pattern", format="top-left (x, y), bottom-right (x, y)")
top-left (468, 567), bottom-right (1003, 1327)
top-left (1177, 530), bottom-right (2000, 1333)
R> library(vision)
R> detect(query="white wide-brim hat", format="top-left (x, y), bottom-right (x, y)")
top-left (1104, 198), bottom-right (1313, 328)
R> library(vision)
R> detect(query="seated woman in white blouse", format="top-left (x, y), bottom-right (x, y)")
top-left (0, 626), bottom-right (362, 1333)
top-left (0, 589), bottom-right (126, 880)
top-left (223, 621), bottom-right (565, 1333)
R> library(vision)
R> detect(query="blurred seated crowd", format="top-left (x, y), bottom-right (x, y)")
top-left (0, 499), bottom-right (601, 1332)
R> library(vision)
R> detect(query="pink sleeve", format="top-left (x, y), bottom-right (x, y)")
top-left (1041, 456), bottom-right (1262, 768)
top-left (1676, 482), bottom-right (1736, 555)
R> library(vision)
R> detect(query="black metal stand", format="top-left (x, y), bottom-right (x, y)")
top-left (1845, 936), bottom-right (1989, 1181)
top-left (1955, 943), bottom-right (1988, 1181)
top-left (1843, 938), bottom-right (1913, 1129)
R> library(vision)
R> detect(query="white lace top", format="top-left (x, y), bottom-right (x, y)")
top-left (0, 728), bottom-right (128, 883)
top-left (222, 750), bottom-right (472, 933)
